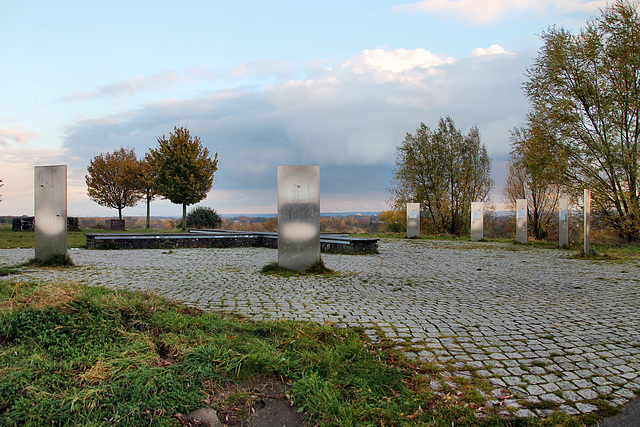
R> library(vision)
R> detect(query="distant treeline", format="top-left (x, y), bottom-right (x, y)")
top-left (1, 212), bottom-right (614, 244)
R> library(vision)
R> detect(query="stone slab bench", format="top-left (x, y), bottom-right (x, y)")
top-left (84, 230), bottom-right (378, 255)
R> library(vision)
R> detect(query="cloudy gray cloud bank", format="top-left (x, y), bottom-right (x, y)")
top-left (61, 46), bottom-right (532, 213)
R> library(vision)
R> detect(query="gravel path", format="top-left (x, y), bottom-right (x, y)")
top-left (1, 239), bottom-right (639, 418)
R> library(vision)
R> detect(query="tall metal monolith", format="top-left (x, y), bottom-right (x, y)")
top-left (34, 165), bottom-right (68, 261)
top-left (516, 198), bottom-right (528, 244)
top-left (584, 189), bottom-right (591, 256)
top-left (470, 202), bottom-right (484, 241)
top-left (559, 198), bottom-right (569, 248)
top-left (277, 165), bottom-right (321, 271)
top-left (406, 203), bottom-right (420, 238)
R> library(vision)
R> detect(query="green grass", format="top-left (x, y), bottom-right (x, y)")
top-left (21, 254), bottom-right (75, 267)
top-left (0, 226), bottom-right (186, 249)
top-left (0, 266), bottom-right (21, 277)
top-left (0, 280), bottom-right (592, 426)
top-left (261, 260), bottom-right (337, 277)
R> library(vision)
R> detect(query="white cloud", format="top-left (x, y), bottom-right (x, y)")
top-left (0, 126), bottom-right (39, 146)
top-left (342, 48), bottom-right (451, 74)
top-left (470, 44), bottom-right (514, 57)
top-left (395, 0), bottom-right (607, 25)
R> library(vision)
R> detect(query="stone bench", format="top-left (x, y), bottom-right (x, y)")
top-left (85, 230), bottom-right (378, 254)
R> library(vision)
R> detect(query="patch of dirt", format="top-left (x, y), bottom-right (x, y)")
top-left (186, 377), bottom-right (306, 427)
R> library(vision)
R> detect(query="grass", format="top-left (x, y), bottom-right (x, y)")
top-left (22, 254), bottom-right (75, 267)
top-left (0, 280), bottom-right (592, 426)
top-left (261, 260), bottom-right (337, 277)
top-left (0, 266), bottom-right (21, 277)
top-left (0, 226), bottom-right (186, 249)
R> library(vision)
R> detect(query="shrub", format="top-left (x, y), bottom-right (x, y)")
top-left (186, 206), bottom-right (222, 229)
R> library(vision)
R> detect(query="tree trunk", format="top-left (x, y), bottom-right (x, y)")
top-left (146, 195), bottom-right (151, 229)
top-left (118, 208), bottom-right (123, 220)
top-left (182, 203), bottom-right (187, 231)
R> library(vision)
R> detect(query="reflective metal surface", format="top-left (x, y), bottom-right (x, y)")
top-left (470, 202), bottom-right (484, 241)
top-left (516, 199), bottom-right (528, 244)
top-left (406, 203), bottom-right (420, 238)
top-left (559, 198), bottom-right (569, 248)
top-left (34, 165), bottom-right (68, 261)
top-left (277, 165), bottom-right (321, 270)
top-left (584, 189), bottom-right (591, 255)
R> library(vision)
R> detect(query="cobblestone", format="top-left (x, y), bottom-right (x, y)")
top-left (2, 238), bottom-right (639, 416)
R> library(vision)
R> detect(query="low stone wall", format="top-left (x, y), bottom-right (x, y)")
top-left (85, 231), bottom-right (378, 255)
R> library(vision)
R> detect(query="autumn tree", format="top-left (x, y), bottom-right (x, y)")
top-left (503, 128), bottom-right (565, 240)
top-left (137, 153), bottom-right (158, 229)
top-left (379, 209), bottom-right (406, 233)
top-left (86, 148), bottom-right (143, 219)
top-left (522, 0), bottom-right (640, 241)
top-left (390, 116), bottom-right (493, 236)
top-left (150, 126), bottom-right (218, 231)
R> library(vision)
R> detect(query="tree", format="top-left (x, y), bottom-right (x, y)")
top-left (503, 130), bottom-right (565, 240)
top-left (390, 116), bottom-right (493, 236)
top-left (379, 209), bottom-right (406, 233)
top-left (137, 153), bottom-right (158, 229)
top-left (86, 148), bottom-right (143, 219)
top-left (186, 206), bottom-right (222, 229)
top-left (150, 126), bottom-right (218, 231)
top-left (522, 0), bottom-right (640, 241)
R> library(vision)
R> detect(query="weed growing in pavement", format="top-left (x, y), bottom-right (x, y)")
top-left (532, 360), bottom-right (549, 368)
top-left (0, 255), bottom-right (74, 277)
top-left (0, 266), bottom-right (22, 276)
top-left (22, 254), bottom-right (74, 268)
top-left (523, 399), bottom-right (562, 412)
top-left (260, 260), bottom-right (337, 277)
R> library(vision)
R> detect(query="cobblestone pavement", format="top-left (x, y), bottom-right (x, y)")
top-left (2, 239), bottom-right (639, 418)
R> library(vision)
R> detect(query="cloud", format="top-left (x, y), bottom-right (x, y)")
top-left (230, 58), bottom-right (295, 80)
top-left (470, 44), bottom-right (514, 57)
top-left (61, 60), bottom-right (297, 104)
top-left (60, 46), bottom-right (531, 214)
top-left (341, 48), bottom-right (452, 78)
top-left (395, 0), bottom-right (607, 25)
top-left (0, 126), bottom-right (39, 146)
top-left (62, 71), bottom-right (183, 102)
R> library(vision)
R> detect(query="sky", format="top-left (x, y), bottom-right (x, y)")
top-left (0, 0), bottom-right (609, 217)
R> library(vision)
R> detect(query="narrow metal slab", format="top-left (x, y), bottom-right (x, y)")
top-left (584, 189), bottom-right (591, 255)
top-left (277, 165), bottom-right (321, 270)
top-left (559, 198), bottom-right (569, 248)
top-left (470, 202), bottom-right (484, 241)
top-left (516, 198), bottom-right (528, 244)
top-left (34, 165), bottom-right (68, 261)
top-left (406, 203), bottom-right (420, 238)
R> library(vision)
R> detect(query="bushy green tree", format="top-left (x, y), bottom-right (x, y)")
top-left (522, 0), bottom-right (640, 241)
top-left (86, 148), bottom-right (143, 219)
top-left (390, 116), bottom-right (493, 236)
top-left (150, 127), bottom-right (219, 231)
top-left (186, 206), bottom-right (222, 229)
